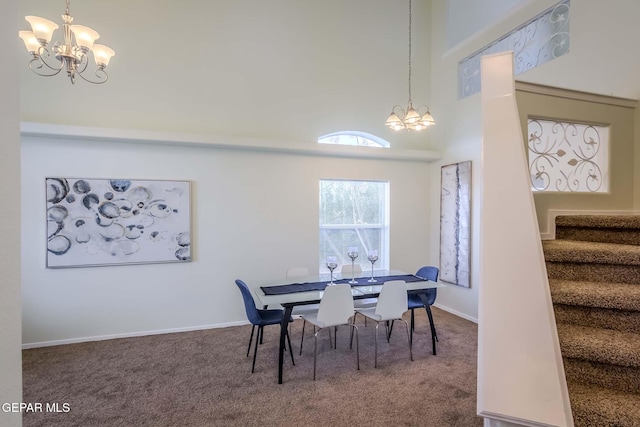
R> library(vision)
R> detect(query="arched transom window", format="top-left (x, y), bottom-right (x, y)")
top-left (318, 131), bottom-right (390, 148)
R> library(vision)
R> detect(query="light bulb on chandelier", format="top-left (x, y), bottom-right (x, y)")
top-left (385, 0), bottom-right (435, 131)
top-left (18, 0), bottom-right (115, 84)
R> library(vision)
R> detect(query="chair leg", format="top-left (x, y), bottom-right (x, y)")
top-left (425, 306), bottom-right (438, 355)
top-left (334, 326), bottom-right (337, 349)
top-left (349, 325), bottom-right (353, 348)
top-left (385, 320), bottom-right (391, 342)
top-left (247, 324), bottom-right (256, 357)
top-left (299, 319), bottom-right (306, 355)
top-left (400, 318), bottom-right (413, 361)
top-left (313, 328), bottom-right (320, 380)
top-left (351, 324), bottom-right (360, 370)
top-left (251, 326), bottom-right (262, 373)
top-left (353, 311), bottom-right (369, 327)
top-left (410, 309), bottom-right (415, 345)
top-left (374, 322), bottom-right (380, 368)
top-left (426, 306), bottom-right (439, 342)
top-left (349, 318), bottom-right (355, 348)
top-left (286, 327), bottom-right (295, 366)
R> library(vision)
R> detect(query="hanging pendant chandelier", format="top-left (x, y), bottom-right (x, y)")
top-left (18, 0), bottom-right (115, 85)
top-left (385, 0), bottom-right (435, 131)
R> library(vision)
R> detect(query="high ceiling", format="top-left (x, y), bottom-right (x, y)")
top-left (17, 0), bottom-right (640, 149)
top-left (446, 0), bottom-right (640, 101)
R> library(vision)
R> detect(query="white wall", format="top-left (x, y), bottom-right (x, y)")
top-left (0, 0), bottom-right (22, 425)
top-left (19, 0), bottom-right (638, 346)
top-left (445, 0), bottom-right (530, 49)
top-left (21, 131), bottom-right (433, 346)
top-left (18, 0), bottom-right (435, 151)
top-left (429, 0), bottom-right (639, 324)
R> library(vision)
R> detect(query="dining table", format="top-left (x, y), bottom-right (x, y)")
top-left (255, 270), bottom-right (442, 384)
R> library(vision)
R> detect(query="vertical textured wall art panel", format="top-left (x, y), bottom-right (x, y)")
top-left (439, 161), bottom-right (471, 288)
top-left (458, 0), bottom-right (570, 99)
top-left (46, 178), bottom-right (191, 268)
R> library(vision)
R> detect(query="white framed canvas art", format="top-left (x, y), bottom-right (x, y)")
top-left (439, 161), bottom-right (471, 287)
top-left (46, 178), bottom-right (191, 268)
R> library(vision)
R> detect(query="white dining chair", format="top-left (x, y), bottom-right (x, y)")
top-left (340, 263), bottom-right (362, 277)
top-left (286, 266), bottom-right (322, 355)
top-left (301, 284), bottom-right (359, 380)
top-left (341, 264), bottom-right (377, 325)
top-left (354, 280), bottom-right (412, 368)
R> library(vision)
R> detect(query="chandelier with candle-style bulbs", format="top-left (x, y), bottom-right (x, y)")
top-left (385, 0), bottom-right (435, 131)
top-left (18, 0), bottom-right (115, 85)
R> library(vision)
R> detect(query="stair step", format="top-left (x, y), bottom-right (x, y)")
top-left (548, 216), bottom-right (640, 427)
top-left (555, 304), bottom-right (640, 333)
top-left (556, 324), bottom-right (640, 368)
top-left (556, 215), bottom-right (640, 229)
top-left (543, 239), bottom-right (640, 265)
top-left (557, 226), bottom-right (640, 246)
top-left (550, 279), bottom-right (640, 311)
top-left (556, 215), bottom-right (640, 245)
top-left (564, 358), bottom-right (640, 394)
top-left (544, 240), bottom-right (640, 283)
top-left (546, 261), bottom-right (640, 284)
top-left (568, 382), bottom-right (640, 427)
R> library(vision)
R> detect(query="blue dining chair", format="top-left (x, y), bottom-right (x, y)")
top-left (408, 266), bottom-right (439, 347)
top-left (235, 279), bottom-right (295, 373)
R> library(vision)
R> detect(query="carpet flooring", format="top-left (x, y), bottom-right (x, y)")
top-left (22, 307), bottom-right (482, 427)
top-left (544, 215), bottom-right (640, 426)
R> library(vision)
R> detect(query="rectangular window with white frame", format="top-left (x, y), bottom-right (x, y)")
top-left (319, 179), bottom-right (389, 274)
top-left (528, 118), bottom-right (609, 192)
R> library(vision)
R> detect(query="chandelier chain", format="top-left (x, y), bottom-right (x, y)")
top-left (408, 0), bottom-right (412, 103)
top-left (383, 0), bottom-right (436, 130)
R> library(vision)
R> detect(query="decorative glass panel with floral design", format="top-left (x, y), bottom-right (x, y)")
top-left (528, 118), bottom-right (609, 192)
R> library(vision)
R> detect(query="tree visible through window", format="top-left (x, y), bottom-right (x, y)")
top-left (319, 180), bottom-right (389, 274)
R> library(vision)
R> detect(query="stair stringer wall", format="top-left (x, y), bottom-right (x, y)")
top-left (477, 52), bottom-right (574, 427)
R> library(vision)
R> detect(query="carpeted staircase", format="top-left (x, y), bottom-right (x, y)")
top-left (542, 215), bottom-right (640, 427)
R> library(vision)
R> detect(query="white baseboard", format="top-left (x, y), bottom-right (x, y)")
top-left (433, 302), bottom-right (478, 324)
top-left (22, 320), bottom-right (249, 349)
top-left (541, 209), bottom-right (638, 240)
top-left (481, 411), bottom-right (566, 427)
top-left (23, 305), bottom-right (479, 349)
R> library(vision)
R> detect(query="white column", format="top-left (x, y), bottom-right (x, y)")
top-left (477, 51), bottom-right (573, 427)
top-left (0, 1), bottom-right (23, 427)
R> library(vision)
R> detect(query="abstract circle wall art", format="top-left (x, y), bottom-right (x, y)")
top-left (46, 177), bottom-right (192, 268)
